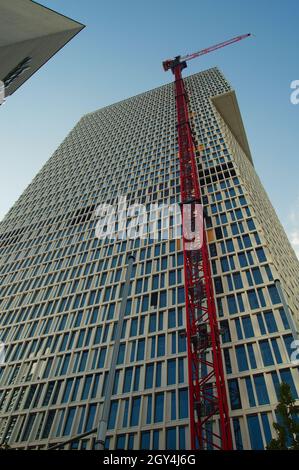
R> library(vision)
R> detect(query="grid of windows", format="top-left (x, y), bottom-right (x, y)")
top-left (0, 68), bottom-right (298, 449)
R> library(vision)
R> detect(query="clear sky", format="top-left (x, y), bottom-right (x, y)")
top-left (1, 0), bottom-right (299, 256)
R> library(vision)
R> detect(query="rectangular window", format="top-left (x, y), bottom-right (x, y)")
top-left (228, 295), bottom-right (238, 315)
top-left (233, 418), bottom-right (243, 450)
top-left (259, 340), bottom-right (274, 366)
top-left (166, 427), bottom-right (176, 450)
top-left (228, 379), bottom-right (242, 410)
top-left (179, 389), bottom-right (188, 419)
top-left (130, 397), bottom-right (141, 427)
top-left (154, 393), bottom-right (164, 423)
top-left (268, 285), bottom-right (280, 305)
top-left (167, 359), bottom-right (176, 385)
top-left (248, 290), bottom-right (259, 309)
top-left (157, 335), bottom-right (165, 356)
top-left (108, 401), bottom-right (118, 430)
top-left (123, 367), bottom-right (133, 393)
top-left (137, 339), bottom-right (145, 360)
top-left (245, 377), bottom-right (256, 407)
top-left (63, 408), bottom-right (75, 436)
top-left (236, 345), bottom-right (249, 372)
top-left (261, 413), bottom-right (272, 446)
top-left (280, 369), bottom-right (298, 398)
top-left (247, 415), bottom-right (264, 450)
top-left (242, 316), bottom-right (254, 338)
top-left (253, 374), bottom-right (270, 405)
top-left (141, 431), bottom-right (150, 450)
top-left (247, 344), bottom-right (257, 369)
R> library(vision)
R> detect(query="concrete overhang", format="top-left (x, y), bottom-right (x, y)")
top-left (0, 0), bottom-right (85, 97)
top-left (212, 90), bottom-right (253, 165)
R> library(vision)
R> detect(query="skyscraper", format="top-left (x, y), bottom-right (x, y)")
top-left (0, 68), bottom-right (298, 450)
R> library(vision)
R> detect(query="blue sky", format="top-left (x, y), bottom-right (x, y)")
top-left (1, 0), bottom-right (299, 255)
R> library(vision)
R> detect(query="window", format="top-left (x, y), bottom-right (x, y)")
top-left (233, 273), bottom-right (243, 289)
top-left (224, 349), bottom-right (232, 374)
top-left (153, 430), bottom-right (160, 450)
top-left (178, 358), bottom-right (184, 383)
top-left (116, 435), bottom-right (126, 450)
top-left (145, 364), bottom-right (154, 389)
top-left (154, 393), bottom-right (164, 423)
top-left (247, 344), bottom-right (257, 368)
top-left (280, 369), bottom-right (298, 398)
top-left (235, 318), bottom-right (243, 340)
top-left (62, 379), bottom-right (73, 403)
top-left (248, 290), bottom-right (259, 309)
top-left (166, 428), bottom-right (176, 450)
top-left (141, 431), bottom-right (150, 450)
top-left (261, 413), bottom-right (272, 446)
top-left (271, 338), bottom-right (282, 363)
top-left (253, 374), bottom-right (270, 405)
top-left (149, 314), bottom-right (156, 333)
top-left (155, 363), bottom-right (162, 387)
top-left (268, 285), bottom-right (280, 305)
top-left (233, 418), bottom-right (243, 450)
top-left (220, 320), bottom-right (231, 343)
top-left (160, 291), bottom-right (167, 308)
top-left (236, 345), bottom-right (249, 372)
top-left (247, 415), bottom-right (264, 450)
top-left (283, 334), bottom-right (294, 361)
top-left (137, 339), bottom-right (145, 360)
top-left (256, 248), bottom-right (267, 263)
top-left (128, 434), bottom-right (135, 450)
top-left (123, 368), bottom-right (133, 393)
top-left (227, 295), bottom-right (238, 315)
top-left (81, 376), bottom-right (92, 400)
top-left (117, 343), bottom-right (125, 364)
top-left (179, 427), bottom-right (186, 450)
top-left (264, 311), bottom-right (278, 333)
top-left (279, 308), bottom-right (289, 329)
top-left (214, 277), bottom-right (224, 294)
top-left (146, 395), bottom-right (152, 424)
top-left (252, 267), bottom-right (263, 285)
top-left (130, 397), bottom-right (141, 426)
top-left (257, 313), bottom-right (266, 335)
top-left (167, 359), bottom-right (176, 385)
top-left (245, 377), bottom-right (256, 407)
top-left (238, 252), bottom-right (248, 267)
top-left (242, 316), bottom-right (254, 338)
top-left (108, 401), bottom-right (118, 430)
top-left (157, 335), bottom-right (165, 356)
top-left (168, 310), bottom-right (176, 328)
top-left (130, 319), bottom-right (138, 336)
top-left (221, 257), bottom-right (229, 272)
top-left (98, 347), bottom-right (107, 368)
top-left (228, 379), bottom-right (242, 410)
top-left (259, 340), bottom-right (274, 366)
top-left (179, 389), bottom-right (188, 419)
top-left (63, 408), bottom-right (75, 436)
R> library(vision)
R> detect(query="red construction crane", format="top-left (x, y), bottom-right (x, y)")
top-left (163, 33), bottom-right (251, 450)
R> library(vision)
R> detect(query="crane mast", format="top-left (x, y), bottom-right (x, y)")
top-left (163, 34), bottom-right (251, 450)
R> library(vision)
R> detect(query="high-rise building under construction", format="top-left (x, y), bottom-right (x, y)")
top-left (0, 68), bottom-right (298, 450)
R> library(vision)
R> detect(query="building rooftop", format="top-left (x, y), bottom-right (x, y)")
top-left (0, 0), bottom-right (84, 97)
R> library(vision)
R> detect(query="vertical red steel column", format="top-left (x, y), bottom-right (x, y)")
top-left (172, 62), bottom-right (233, 450)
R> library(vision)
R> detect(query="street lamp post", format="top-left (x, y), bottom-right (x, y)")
top-left (95, 254), bottom-right (135, 450)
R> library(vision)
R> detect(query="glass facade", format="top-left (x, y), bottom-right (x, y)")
top-left (0, 68), bottom-right (298, 449)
